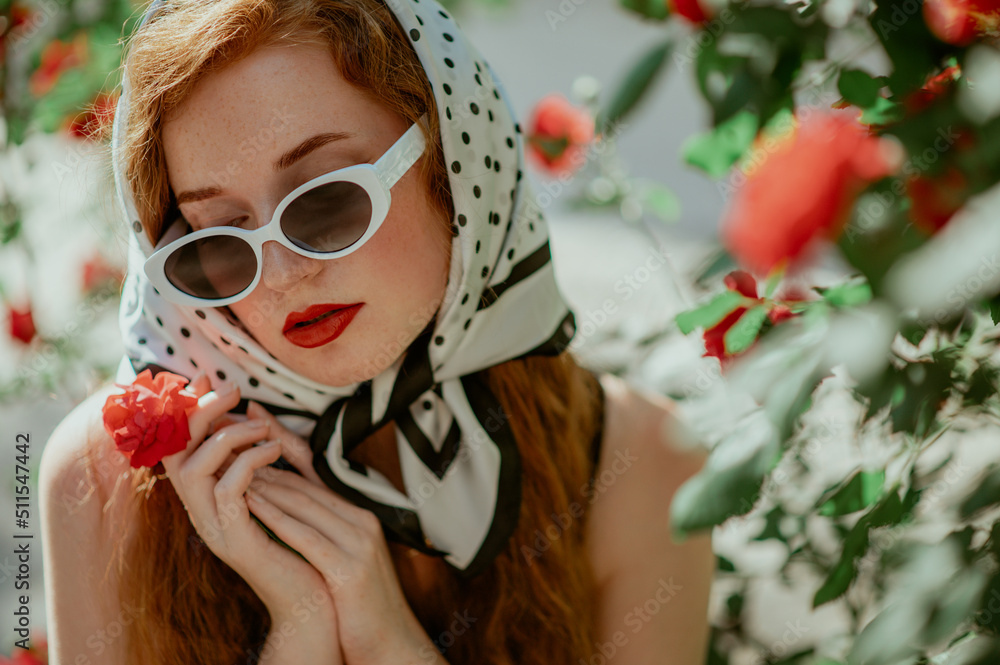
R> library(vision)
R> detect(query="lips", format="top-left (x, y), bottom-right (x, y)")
top-left (283, 303), bottom-right (364, 348)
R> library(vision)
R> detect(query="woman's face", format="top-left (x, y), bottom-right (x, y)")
top-left (162, 43), bottom-right (452, 387)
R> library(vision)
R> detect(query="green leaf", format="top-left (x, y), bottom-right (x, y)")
top-left (813, 489), bottom-right (906, 607)
top-left (817, 469), bottom-right (886, 517)
top-left (813, 280), bottom-right (872, 308)
top-left (959, 465), bottom-right (1000, 520)
top-left (670, 416), bottom-right (782, 535)
top-left (618, 0), bottom-right (670, 20)
top-left (682, 111), bottom-right (759, 178)
top-left (675, 289), bottom-right (746, 334)
top-left (989, 292), bottom-right (1000, 325)
top-left (723, 304), bottom-right (768, 355)
top-left (752, 506), bottom-right (786, 542)
top-left (858, 95), bottom-right (904, 125)
top-left (640, 183), bottom-right (681, 222)
top-left (837, 69), bottom-right (883, 108)
top-left (597, 38), bottom-right (672, 134)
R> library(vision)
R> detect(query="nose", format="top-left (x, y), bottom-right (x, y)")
top-left (259, 239), bottom-right (323, 294)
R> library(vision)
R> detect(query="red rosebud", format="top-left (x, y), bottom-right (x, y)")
top-left (923, 0), bottom-right (1000, 45)
top-left (81, 251), bottom-right (124, 293)
top-left (526, 94), bottom-right (595, 178)
top-left (723, 269), bottom-right (758, 298)
top-left (767, 304), bottom-right (795, 324)
top-left (906, 166), bottom-right (969, 235)
top-left (721, 112), bottom-right (901, 275)
top-left (7, 304), bottom-right (36, 345)
top-left (67, 91), bottom-right (118, 141)
top-left (667, 0), bottom-right (713, 23)
top-left (904, 65), bottom-right (962, 113)
top-left (101, 369), bottom-right (199, 469)
top-left (703, 306), bottom-right (749, 361)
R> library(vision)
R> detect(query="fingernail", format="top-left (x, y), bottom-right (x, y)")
top-left (246, 489), bottom-right (263, 502)
top-left (216, 380), bottom-right (236, 396)
top-left (247, 419), bottom-right (267, 429)
top-left (192, 369), bottom-right (207, 383)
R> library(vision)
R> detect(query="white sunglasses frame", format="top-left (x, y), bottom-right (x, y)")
top-left (144, 113), bottom-right (429, 308)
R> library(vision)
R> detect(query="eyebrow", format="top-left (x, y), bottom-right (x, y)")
top-left (174, 130), bottom-right (356, 205)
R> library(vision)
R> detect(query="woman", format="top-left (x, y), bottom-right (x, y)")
top-left (39, 0), bottom-right (714, 663)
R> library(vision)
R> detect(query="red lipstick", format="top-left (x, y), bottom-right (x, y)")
top-left (283, 303), bottom-right (363, 348)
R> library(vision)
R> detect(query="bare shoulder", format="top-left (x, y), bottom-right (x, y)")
top-left (585, 372), bottom-right (710, 584)
top-left (583, 374), bottom-right (715, 664)
top-left (40, 382), bottom-right (134, 664)
top-left (40, 382), bottom-right (132, 516)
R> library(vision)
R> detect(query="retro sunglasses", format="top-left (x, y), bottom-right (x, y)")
top-left (144, 114), bottom-right (428, 307)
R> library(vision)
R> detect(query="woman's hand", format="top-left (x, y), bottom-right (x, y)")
top-left (243, 401), bottom-right (443, 665)
top-left (159, 371), bottom-right (342, 661)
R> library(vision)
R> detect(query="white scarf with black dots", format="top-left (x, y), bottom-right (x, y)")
top-left (110, 0), bottom-right (577, 576)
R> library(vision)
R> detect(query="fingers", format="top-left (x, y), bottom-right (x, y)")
top-left (214, 441), bottom-right (284, 510)
top-left (182, 369), bottom-right (211, 399)
top-left (245, 489), bottom-right (353, 573)
top-left (249, 483), bottom-right (362, 554)
top-left (253, 466), bottom-right (374, 530)
top-left (186, 419), bottom-right (271, 479)
top-left (247, 400), bottom-right (322, 483)
top-left (161, 381), bottom-right (244, 474)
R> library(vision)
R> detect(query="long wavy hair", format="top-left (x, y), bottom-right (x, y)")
top-left (91, 0), bottom-right (605, 663)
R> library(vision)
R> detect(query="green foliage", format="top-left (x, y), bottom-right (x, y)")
top-left (596, 37), bottom-right (673, 135)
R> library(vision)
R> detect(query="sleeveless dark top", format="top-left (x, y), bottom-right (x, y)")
top-left (588, 371), bottom-right (606, 483)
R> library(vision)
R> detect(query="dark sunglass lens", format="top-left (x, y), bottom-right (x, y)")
top-left (280, 181), bottom-right (373, 253)
top-left (163, 235), bottom-right (257, 299)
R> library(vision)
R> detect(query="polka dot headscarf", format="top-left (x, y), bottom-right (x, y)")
top-left (111, 0), bottom-right (577, 577)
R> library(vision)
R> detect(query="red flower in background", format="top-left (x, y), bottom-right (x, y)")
top-left (67, 91), bottom-right (118, 141)
top-left (702, 270), bottom-right (805, 363)
top-left (102, 369), bottom-right (199, 469)
top-left (923, 0), bottom-right (1000, 45)
top-left (667, 0), bottom-right (713, 23)
top-left (904, 65), bottom-right (962, 113)
top-left (526, 94), bottom-right (595, 178)
top-left (906, 166), bottom-right (970, 235)
top-left (81, 251), bottom-right (124, 293)
top-left (7, 304), bottom-right (37, 345)
top-left (29, 32), bottom-right (87, 98)
top-left (721, 112), bottom-right (901, 275)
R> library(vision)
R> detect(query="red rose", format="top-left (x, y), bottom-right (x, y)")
top-left (667, 0), bottom-right (713, 24)
top-left (7, 304), bottom-right (36, 345)
top-left (67, 91), bottom-right (118, 141)
top-left (904, 65), bottom-right (961, 113)
top-left (81, 251), bottom-right (124, 293)
top-left (906, 166), bottom-right (969, 235)
top-left (102, 369), bottom-right (199, 469)
top-left (923, 0), bottom-right (1000, 45)
top-left (526, 94), bottom-right (595, 178)
top-left (721, 112), bottom-right (901, 275)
